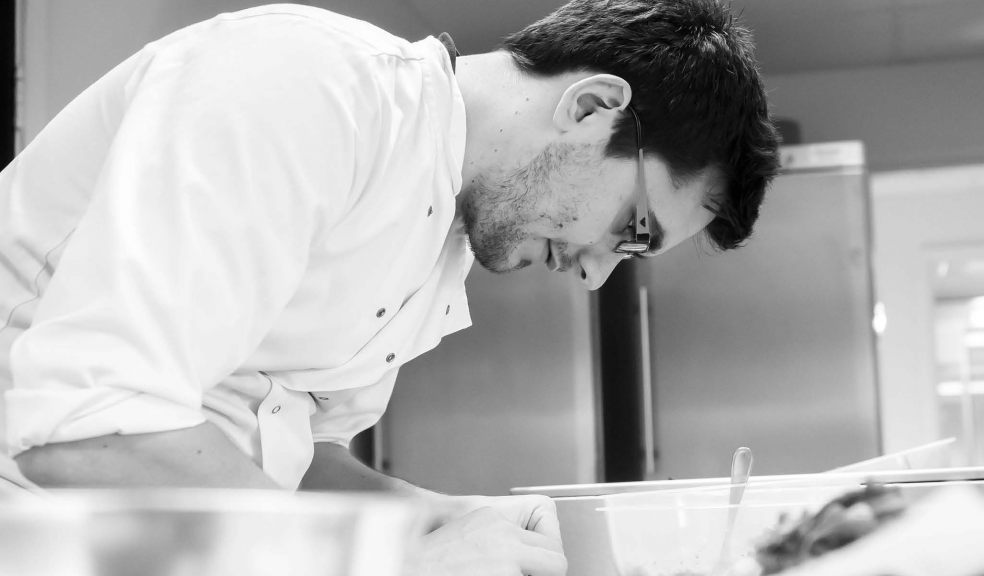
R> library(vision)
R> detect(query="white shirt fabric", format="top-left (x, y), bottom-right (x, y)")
top-left (0, 4), bottom-right (473, 489)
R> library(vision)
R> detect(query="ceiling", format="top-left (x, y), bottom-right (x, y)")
top-left (405, 0), bottom-right (984, 75)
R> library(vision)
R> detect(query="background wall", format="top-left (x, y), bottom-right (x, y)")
top-left (766, 57), bottom-right (984, 171)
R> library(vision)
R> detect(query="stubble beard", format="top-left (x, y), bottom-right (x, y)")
top-left (460, 175), bottom-right (535, 273)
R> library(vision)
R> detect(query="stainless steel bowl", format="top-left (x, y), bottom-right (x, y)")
top-left (0, 489), bottom-right (424, 576)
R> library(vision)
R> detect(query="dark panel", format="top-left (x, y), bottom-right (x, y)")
top-left (0, 0), bottom-right (13, 166)
top-left (597, 260), bottom-right (645, 482)
top-left (350, 426), bottom-right (375, 467)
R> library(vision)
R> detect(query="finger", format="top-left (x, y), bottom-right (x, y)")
top-left (517, 526), bottom-right (565, 555)
top-left (514, 544), bottom-right (568, 576)
top-left (523, 501), bottom-right (564, 550)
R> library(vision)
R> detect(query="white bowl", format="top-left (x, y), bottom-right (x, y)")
top-left (600, 478), bottom-right (865, 576)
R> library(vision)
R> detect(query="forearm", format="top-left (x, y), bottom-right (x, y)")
top-left (299, 441), bottom-right (430, 495)
top-left (15, 421), bottom-right (278, 489)
top-left (299, 442), bottom-right (502, 532)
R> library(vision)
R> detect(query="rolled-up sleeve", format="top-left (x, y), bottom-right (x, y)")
top-left (5, 16), bottom-right (359, 456)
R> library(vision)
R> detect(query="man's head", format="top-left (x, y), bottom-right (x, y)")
top-left (456, 0), bottom-right (780, 289)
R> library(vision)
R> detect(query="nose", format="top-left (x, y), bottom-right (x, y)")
top-left (577, 250), bottom-right (626, 290)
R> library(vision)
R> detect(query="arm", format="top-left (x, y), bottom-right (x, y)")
top-left (300, 441), bottom-right (425, 494)
top-left (15, 421), bottom-right (277, 489)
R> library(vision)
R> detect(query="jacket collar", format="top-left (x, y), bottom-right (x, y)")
top-left (437, 32), bottom-right (459, 72)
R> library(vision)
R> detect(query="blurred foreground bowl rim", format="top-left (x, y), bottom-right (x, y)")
top-left (598, 477), bottom-right (984, 511)
top-left (599, 478), bottom-right (866, 506)
top-left (2, 488), bottom-right (423, 516)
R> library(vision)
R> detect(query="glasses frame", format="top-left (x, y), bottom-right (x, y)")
top-left (613, 106), bottom-right (652, 257)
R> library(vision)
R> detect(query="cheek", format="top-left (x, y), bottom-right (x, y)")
top-left (548, 205), bottom-right (615, 245)
top-left (538, 150), bottom-right (629, 240)
top-left (546, 202), bottom-right (584, 231)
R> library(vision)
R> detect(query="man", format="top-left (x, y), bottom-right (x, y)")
top-left (0, 0), bottom-right (779, 573)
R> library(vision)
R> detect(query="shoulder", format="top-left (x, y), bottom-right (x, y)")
top-left (139, 4), bottom-right (439, 104)
top-left (195, 4), bottom-right (419, 64)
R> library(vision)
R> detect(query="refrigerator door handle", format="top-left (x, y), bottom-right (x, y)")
top-left (639, 285), bottom-right (657, 478)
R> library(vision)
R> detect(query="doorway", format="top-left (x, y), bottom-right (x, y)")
top-left (871, 164), bottom-right (984, 456)
top-left (930, 246), bottom-right (984, 465)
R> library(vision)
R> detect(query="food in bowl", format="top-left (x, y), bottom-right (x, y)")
top-left (753, 483), bottom-right (907, 574)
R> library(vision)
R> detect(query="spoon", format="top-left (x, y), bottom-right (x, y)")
top-left (711, 446), bottom-right (754, 576)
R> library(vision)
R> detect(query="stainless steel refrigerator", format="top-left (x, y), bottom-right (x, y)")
top-left (378, 141), bottom-right (881, 493)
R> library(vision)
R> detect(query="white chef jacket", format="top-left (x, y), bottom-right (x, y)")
top-left (0, 4), bottom-right (473, 489)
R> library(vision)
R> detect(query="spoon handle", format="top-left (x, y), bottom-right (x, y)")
top-left (712, 446), bottom-right (755, 576)
top-left (729, 446), bottom-right (754, 506)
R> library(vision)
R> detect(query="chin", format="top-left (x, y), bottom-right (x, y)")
top-left (473, 252), bottom-right (530, 275)
top-left (460, 200), bottom-right (531, 274)
top-left (468, 234), bottom-right (529, 274)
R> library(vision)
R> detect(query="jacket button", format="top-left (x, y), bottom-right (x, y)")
top-left (445, 305), bottom-right (451, 315)
top-left (376, 308), bottom-right (386, 318)
top-left (427, 206), bottom-right (433, 217)
top-left (385, 353), bottom-right (396, 363)
top-left (271, 405), bottom-right (282, 414)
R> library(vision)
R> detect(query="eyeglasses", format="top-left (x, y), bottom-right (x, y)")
top-left (613, 106), bottom-right (652, 258)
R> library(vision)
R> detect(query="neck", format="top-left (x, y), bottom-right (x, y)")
top-left (453, 51), bottom-right (545, 196)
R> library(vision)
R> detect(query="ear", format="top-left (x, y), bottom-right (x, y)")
top-left (552, 74), bottom-right (632, 132)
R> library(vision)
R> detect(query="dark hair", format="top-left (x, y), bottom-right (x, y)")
top-left (502, 0), bottom-right (781, 250)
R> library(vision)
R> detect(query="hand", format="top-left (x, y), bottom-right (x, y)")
top-left (478, 495), bottom-right (565, 552)
top-left (411, 495), bottom-right (567, 576)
